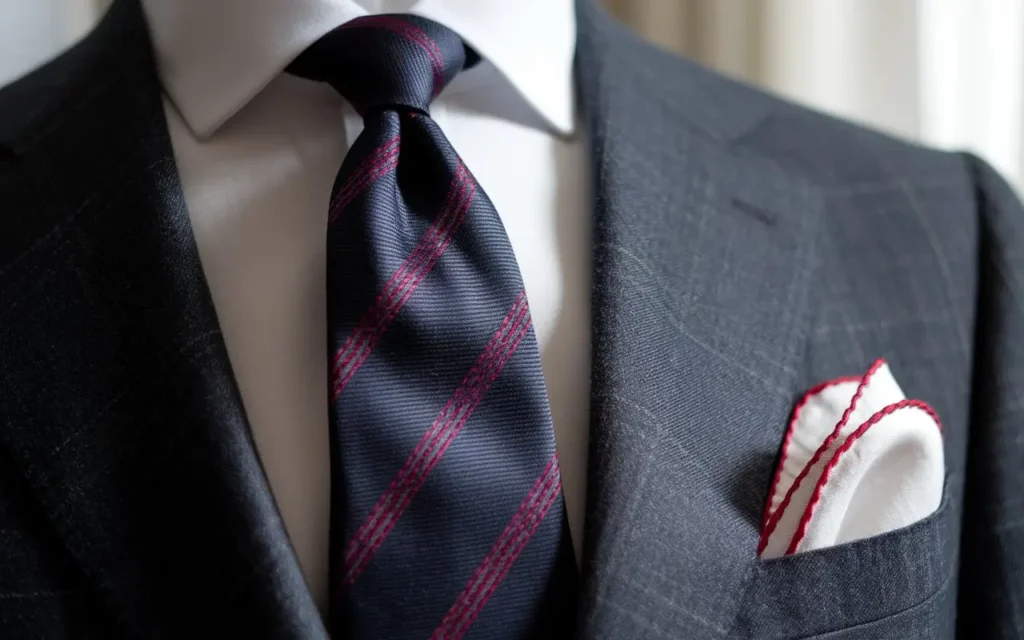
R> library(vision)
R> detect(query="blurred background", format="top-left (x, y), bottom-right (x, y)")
top-left (2, 0), bottom-right (1022, 188)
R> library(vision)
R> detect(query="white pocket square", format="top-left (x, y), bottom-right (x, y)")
top-left (758, 359), bottom-right (944, 559)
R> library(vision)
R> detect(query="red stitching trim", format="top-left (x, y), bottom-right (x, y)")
top-left (761, 374), bottom-right (862, 529)
top-left (785, 398), bottom-right (943, 555)
top-left (430, 455), bottom-right (561, 640)
top-left (328, 142), bottom-right (401, 222)
top-left (352, 16), bottom-right (445, 96)
top-left (330, 164), bottom-right (475, 398)
top-left (337, 293), bottom-right (533, 590)
top-left (758, 358), bottom-right (886, 554)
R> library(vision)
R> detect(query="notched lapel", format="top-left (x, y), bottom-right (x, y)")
top-left (0, 2), bottom-right (324, 637)
top-left (574, 4), bottom-right (824, 636)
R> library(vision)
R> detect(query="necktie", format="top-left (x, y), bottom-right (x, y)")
top-left (288, 15), bottom-right (578, 639)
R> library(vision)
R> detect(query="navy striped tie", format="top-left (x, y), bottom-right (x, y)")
top-left (288, 14), bottom-right (578, 639)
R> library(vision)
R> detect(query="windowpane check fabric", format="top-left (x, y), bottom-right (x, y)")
top-left (288, 15), bottom-right (578, 640)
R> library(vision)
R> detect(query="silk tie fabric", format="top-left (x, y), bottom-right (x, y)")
top-left (288, 15), bottom-right (578, 640)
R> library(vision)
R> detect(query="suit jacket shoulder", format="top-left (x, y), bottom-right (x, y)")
top-left (576, 5), bottom-right (1020, 638)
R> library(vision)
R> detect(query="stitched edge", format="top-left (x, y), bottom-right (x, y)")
top-left (758, 358), bottom-right (886, 555)
top-left (786, 399), bottom-right (944, 555)
top-left (761, 374), bottom-right (862, 529)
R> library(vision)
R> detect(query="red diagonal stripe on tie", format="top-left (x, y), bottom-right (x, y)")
top-left (330, 164), bottom-right (474, 396)
top-left (348, 16), bottom-right (444, 95)
top-left (430, 455), bottom-right (562, 640)
top-left (331, 163), bottom-right (475, 398)
top-left (358, 16), bottom-right (443, 68)
top-left (328, 135), bottom-right (400, 222)
top-left (338, 292), bottom-right (533, 590)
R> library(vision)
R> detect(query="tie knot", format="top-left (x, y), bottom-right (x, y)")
top-left (289, 15), bottom-right (473, 115)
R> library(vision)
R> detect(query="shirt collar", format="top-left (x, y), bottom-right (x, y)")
top-left (141, 0), bottom-right (576, 139)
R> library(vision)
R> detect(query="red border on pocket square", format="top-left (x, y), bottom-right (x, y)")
top-left (759, 359), bottom-right (944, 558)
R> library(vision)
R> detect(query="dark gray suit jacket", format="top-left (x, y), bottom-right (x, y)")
top-left (1, 0), bottom-right (1021, 638)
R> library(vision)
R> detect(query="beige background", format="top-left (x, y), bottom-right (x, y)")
top-left (605, 0), bottom-right (1024, 189)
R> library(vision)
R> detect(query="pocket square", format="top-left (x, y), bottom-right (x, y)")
top-left (759, 359), bottom-right (944, 559)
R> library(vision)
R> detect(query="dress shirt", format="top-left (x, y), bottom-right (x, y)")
top-left (141, 0), bottom-right (590, 612)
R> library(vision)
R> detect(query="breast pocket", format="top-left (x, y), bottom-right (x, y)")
top-left (732, 474), bottom-right (959, 639)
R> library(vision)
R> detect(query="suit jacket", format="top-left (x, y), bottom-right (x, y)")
top-left (1, 1), bottom-right (1022, 638)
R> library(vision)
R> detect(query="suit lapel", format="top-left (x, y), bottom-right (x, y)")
top-left (0, 2), bottom-right (324, 636)
top-left (574, 4), bottom-right (824, 637)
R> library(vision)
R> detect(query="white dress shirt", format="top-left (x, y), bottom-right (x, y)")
top-left (141, 0), bottom-right (591, 611)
